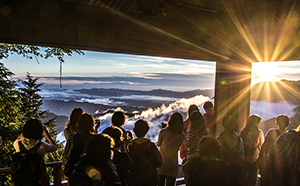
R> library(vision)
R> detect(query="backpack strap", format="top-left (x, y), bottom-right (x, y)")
top-left (18, 141), bottom-right (27, 152)
top-left (29, 141), bottom-right (42, 154)
top-left (18, 141), bottom-right (42, 155)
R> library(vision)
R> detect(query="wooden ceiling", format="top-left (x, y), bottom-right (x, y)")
top-left (0, 0), bottom-right (300, 63)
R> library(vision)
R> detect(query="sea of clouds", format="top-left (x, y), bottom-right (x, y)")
top-left (56, 94), bottom-right (298, 145)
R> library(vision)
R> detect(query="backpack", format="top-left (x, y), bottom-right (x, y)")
top-left (243, 130), bottom-right (260, 156)
top-left (219, 135), bottom-right (243, 164)
top-left (11, 141), bottom-right (43, 185)
top-left (63, 134), bottom-right (85, 177)
top-left (268, 131), bottom-right (300, 185)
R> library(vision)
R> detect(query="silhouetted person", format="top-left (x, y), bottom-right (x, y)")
top-left (13, 119), bottom-right (57, 186)
top-left (179, 104), bottom-right (200, 160)
top-left (203, 101), bottom-right (216, 137)
top-left (64, 113), bottom-right (96, 177)
top-left (112, 111), bottom-right (133, 152)
top-left (69, 134), bottom-right (118, 186)
top-left (63, 108), bottom-right (84, 163)
top-left (268, 125), bottom-right (300, 186)
top-left (157, 112), bottom-right (185, 186)
top-left (240, 114), bottom-right (264, 186)
top-left (129, 119), bottom-right (162, 186)
top-left (217, 116), bottom-right (244, 180)
top-left (258, 114), bottom-right (290, 186)
top-left (103, 126), bottom-right (132, 186)
top-left (187, 136), bottom-right (242, 186)
top-left (185, 111), bottom-right (208, 183)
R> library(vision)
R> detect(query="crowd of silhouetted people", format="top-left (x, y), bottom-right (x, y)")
top-left (11, 101), bottom-right (300, 186)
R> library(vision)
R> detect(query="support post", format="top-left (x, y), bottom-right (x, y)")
top-left (52, 162), bottom-right (62, 186)
top-left (214, 59), bottom-right (252, 134)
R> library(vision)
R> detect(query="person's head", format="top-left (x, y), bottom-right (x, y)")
top-left (276, 114), bottom-right (290, 129)
top-left (168, 112), bottom-right (184, 134)
top-left (222, 116), bottom-right (237, 132)
top-left (198, 136), bottom-right (221, 158)
top-left (66, 108), bottom-right (84, 130)
top-left (189, 111), bottom-right (205, 128)
top-left (188, 104), bottom-right (199, 118)
top-left (23, 119), bottom-right (43, 140)
top-left (189, 111), bottom-right (207, 135)
top-left (203, 101), bottom-right (214, 112)
top-left (102, 126), bottom-right (123, 148)
top-left (77, 113), bottom-right (95, 133)
top-left (84, 134), bottom-right (115, 166)
top-left (246, 114), bottom-right (262, 130)
top-left (133, 119), bottom-right (149, 138)
top-left (111, 111), bottom-right (125, 127)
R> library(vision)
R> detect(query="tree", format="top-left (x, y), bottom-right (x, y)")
top-left (0, 43), bottom-right (83, 184)
top-left (19, 72), bottom-right (65, 183)
top-left (0, 63), bottom-right (23, 185)
top-left (19, 73), bottom-right (46, 122)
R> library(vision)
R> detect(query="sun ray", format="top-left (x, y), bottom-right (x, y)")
top-left (270, 81), bottom-right (288, 102)
top-left (222, 0), bottom-right (263, 62)
top-left (271, 0), bottom-right (298, 61)
top-left (278, 80), bottom-right (300, 100)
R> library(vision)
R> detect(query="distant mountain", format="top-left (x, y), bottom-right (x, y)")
top-left (73, 88), bottom-right (214, 99)
top-left (261, 105), bottom-right (300, 134)
top-left (42, 88), bottom-right (214, 133)
top-left (251, 80), bottom-right (300, 104)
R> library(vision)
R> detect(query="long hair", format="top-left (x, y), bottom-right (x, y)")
top-left (168, 112), bottom-right (184, 134)
top-left (66, 108), bottom-right (84, 133)
top-left (243, 114), bottom-right (262, 132)
top-left (240, 114), bottom-right (262, 151)
top-left (189, 111), bottom-right (207, 136)
top-left (77, 113), bottom-right (95, 133)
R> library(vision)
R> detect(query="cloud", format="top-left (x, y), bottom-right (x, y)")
top-left (86, 58), bottom-right (115, 63)
top-left (39, 77), bottom-right (112, 85)
top-left (94, 95), bottom-right (211, 142)
top-left (119, 81), bottom-right (147, 85)
top-left (118, 55), bottom-right (180, 63)
top-left (126, 72), bottom-right (162, 79)
top-left (250, 100), bottom-right (297, 121)
top-left (38, 72), bottom-right (215, 91)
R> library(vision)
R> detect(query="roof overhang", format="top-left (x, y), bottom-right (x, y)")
top-left (1, 0), bottom-right (300, 63)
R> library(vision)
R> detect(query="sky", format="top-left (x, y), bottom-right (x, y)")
top-left (2, 50), bottom-right (300, 91)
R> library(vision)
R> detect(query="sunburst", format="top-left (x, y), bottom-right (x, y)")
top-left (252, 62), bottom-right (280, 83)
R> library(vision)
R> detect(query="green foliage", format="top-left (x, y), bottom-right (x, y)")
top-left (0, 63), bottom-right (23, 185)
top-left (0, 43), bottom-right (84, 63)
top-left (0, 43), bottom-right (83, 184)
top-left (44, 118), bottom-right (65, 183)
top-left (0, 43), bottom-right (84, 88)
top-left (0, 63), bottom-right (65, 185)
top-left (18, 73), bottom-right (46, 122)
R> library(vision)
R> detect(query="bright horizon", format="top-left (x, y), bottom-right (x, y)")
top-left (2, 50), bottom-right (300, 91)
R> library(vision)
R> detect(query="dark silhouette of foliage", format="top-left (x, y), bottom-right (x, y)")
top-left (19, 73), bottom-right (46, 122)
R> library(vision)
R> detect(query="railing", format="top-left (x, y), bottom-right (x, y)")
top-left (1, 161), bottom-right (186, 186)
top-left (0, 161), bottom-right (67, 186)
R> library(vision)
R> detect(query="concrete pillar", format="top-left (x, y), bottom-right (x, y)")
top-left (214, 60), bottom-right (252, 135)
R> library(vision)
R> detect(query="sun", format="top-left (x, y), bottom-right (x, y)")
top-left (252, 62), bottom-right (280, 83)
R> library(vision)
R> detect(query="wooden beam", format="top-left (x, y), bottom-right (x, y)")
top-left (214, 59), bottom-right (251, 134)
top-left (0, 0), bottom-right (224, 61)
